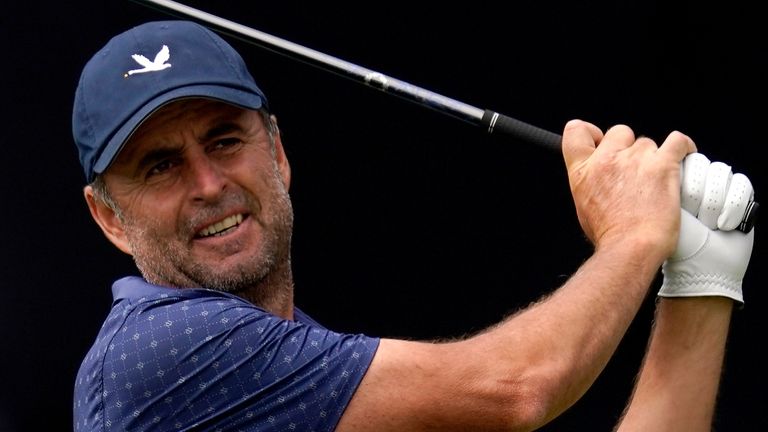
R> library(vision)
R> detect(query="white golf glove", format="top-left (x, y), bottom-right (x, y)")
top-left (658, 152), bottom-right (755, 304)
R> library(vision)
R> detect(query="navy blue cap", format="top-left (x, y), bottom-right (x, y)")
top-left (72, 20), bottom-right (268, 182)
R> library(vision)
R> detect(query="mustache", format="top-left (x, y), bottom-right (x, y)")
top-left (180, 191), bottom-right (260, 237)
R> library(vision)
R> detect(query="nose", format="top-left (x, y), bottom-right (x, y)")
top-left (187, 153), bottom-right (226, 202)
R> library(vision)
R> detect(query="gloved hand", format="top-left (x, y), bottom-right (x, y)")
top-left (658, 152), bottom-right (755, 304)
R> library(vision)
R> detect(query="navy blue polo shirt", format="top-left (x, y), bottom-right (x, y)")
top-left (73, 276), bottom-right (380, 431)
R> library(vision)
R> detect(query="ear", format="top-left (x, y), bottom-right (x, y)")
top-left (271, 115), bottom-right (291, 190)
top-left (83, 185), bottom-right (133, 255)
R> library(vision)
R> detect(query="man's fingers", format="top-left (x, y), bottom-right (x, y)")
top-left (658, 130), bottom-right (698, 162)
top-left (681, 152), bottom-right (753, 231)
top-left (681, 152), bottom-right (711, 215)
top-left (698, 162), bottom-right (733, 230)
top-left (719, 173), bottom-right (754, 231)
top-left (561, 119), bottom-right (604, 170)
top-left (599, 124), bottom-right (637, 153)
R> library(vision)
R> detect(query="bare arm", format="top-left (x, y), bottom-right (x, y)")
top-left (336, 121), bottom-right (697, 432)
top-left (338, 239), bottom-right (664, 432)
top-left (614, 297), bottom-right (733, 432)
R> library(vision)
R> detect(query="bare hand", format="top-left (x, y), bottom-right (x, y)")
top-left (561, 120), bottom-right (697, 258)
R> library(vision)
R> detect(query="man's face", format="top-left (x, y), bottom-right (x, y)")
top-left (95, 99), bottom-right (293, 293)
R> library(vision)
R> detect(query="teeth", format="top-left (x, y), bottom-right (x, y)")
top-left (199, 214), bottom-right (243, 237)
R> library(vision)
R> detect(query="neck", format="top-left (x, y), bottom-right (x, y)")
top-left (237, 256), bottom-right (295, 320)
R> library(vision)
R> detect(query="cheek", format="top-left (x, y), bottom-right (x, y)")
top-left (230, 152), bottom-right (282, 190)
top-left (254, 164), bottom-right (289, 201)
top-left (121, 191), bottom-right (184, 236)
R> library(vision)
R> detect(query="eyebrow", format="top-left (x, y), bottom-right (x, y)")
top-left (200, 122), bottom-right (246, 142)
top-left (129, 120), bottom-right (253, 177)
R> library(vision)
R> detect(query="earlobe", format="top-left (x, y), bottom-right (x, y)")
top-left (83, 185), bottom-right (133, 255)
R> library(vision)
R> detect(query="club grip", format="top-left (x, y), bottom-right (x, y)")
top-left (482, 109), bottom-right (562, 151)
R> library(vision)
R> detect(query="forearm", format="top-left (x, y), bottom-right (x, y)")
top-left (614, 297), bottom-right (733, 432)
top-left (469, 238), bottom-right (667, 427)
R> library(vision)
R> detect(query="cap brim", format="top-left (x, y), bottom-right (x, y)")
top-left (92, 84), bottom-right (264, 179)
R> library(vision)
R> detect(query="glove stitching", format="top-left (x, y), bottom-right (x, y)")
top-left (662, 273), bottom-right (741, 294)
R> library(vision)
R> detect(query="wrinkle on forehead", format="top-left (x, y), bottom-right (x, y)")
top-left (131, 99), bottom-right (254, 143)
top-left (114, 99), bottom-right (262, 168)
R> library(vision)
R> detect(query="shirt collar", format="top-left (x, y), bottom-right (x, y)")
top-left (111, 275), bottom-right (181, 301)
top-left (109, 275), bottom-right (319, 327)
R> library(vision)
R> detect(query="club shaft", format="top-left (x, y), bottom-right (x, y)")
top-left (129, 0), bottom-right (563, 150)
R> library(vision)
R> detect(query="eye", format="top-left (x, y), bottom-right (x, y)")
top-left (210, 137), bottom-right (242, 151)
top-left (146, 159), bottom-right (178, 178)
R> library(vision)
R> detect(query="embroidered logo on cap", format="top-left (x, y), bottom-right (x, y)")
top-left (124, 45), bottom-right (172, 78)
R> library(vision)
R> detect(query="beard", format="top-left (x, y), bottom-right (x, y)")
top-left (121, 166), bottom-right (294, 303)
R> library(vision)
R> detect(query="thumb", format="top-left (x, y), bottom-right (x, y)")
top-left (561, 119), bottom-right (604, 171)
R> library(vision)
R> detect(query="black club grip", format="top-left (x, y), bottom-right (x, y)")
top-left (482, 109), bottom-right (561, 151)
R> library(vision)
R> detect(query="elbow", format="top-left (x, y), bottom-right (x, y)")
top-left (490, 375), bottom-right (564, 431)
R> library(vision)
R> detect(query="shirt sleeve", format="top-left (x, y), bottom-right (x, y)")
top-left (99, 294), bottom-right (380, 432)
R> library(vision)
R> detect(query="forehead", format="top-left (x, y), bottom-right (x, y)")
top-left (133, 98), bottom-right (259, 138)
top-left (115, 99), bottom-right (263, 160)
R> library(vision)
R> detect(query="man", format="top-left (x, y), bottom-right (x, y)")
top-left (72, 20), bottom-right (755, 431)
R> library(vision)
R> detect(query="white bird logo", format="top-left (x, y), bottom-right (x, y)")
top-left (124, 45), bottom-right (172, 77)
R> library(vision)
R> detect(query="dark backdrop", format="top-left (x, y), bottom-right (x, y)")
top-left (2, 1), bottom-right (765, 430)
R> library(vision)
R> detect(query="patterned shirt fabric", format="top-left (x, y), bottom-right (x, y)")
top-left (73, 276), bottom-right (380, 431)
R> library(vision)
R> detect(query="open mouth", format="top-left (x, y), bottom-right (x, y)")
top-left (196, 214), bottom-right (245, 238)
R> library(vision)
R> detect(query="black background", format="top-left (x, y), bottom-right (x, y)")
top-left (2, 1), bottom-right (766, 430)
